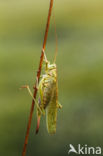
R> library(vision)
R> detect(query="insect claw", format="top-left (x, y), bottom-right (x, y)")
top-left (57, 102), bottom-right (62, 109)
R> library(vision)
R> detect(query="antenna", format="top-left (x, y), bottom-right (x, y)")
top-left (53, 13), bottom-right (58, 63)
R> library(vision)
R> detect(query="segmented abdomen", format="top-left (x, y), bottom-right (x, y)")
top-left (43, 77), bottom-right (56, 109)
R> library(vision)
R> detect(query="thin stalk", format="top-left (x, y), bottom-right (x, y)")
top-left (22, 0), bottom-right (54, 156)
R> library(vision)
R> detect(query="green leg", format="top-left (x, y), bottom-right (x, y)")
top-left (42, 49), bottom-right (48, 63)
top-left (42, 49), bottom-right (50, 71)
top-left (21, 85), bottom-right (43, 114)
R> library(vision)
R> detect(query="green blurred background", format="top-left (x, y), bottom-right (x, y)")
top-left (0, 0), bottom-right (103, 156)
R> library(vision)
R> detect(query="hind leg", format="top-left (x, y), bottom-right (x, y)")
top-left (20, 85), bottom-right (43, 114)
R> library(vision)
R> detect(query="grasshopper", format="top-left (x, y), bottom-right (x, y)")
top-left (35, 50), bottom-right (62, 134)
top-left (23, 50), bottom-right (62, 134)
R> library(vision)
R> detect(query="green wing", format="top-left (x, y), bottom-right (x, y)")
top-left (46, 81), bottom-right (58, 134)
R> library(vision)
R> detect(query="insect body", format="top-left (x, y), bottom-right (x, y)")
top-left (22, 53), bottom-right (62, 134)
top-left (36, 55), bottom-right (62, 134)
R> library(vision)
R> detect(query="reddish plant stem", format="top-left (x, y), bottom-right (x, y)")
top-left (22, 1), bottom-right (54, 156)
